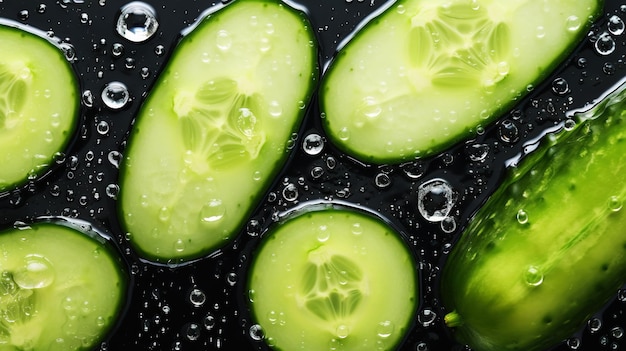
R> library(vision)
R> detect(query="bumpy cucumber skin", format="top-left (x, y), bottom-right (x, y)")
top-left (248, 207), bottom-right (418, 351)
top-left (320, 0), bottom-right (602, 164)
top-left (0, 222), bottom-right (127, 351)
top-left (441, 84), bottom-right (626, 351)
top-left (0, 24), bottom-right (79, 192)
top-left (119, 0), bottom-right (318, 261)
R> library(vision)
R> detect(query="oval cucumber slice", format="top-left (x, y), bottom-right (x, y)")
top-left (320, 0), bottom-right (602, 163)
top-left (0, 23), bottom-right (79, 192)
top-left (119, 0), bottom-right (318, 261)
top-left (0, 221), bottom-right (127, 351)
top-left (248, 206), bottom-right (417, 350)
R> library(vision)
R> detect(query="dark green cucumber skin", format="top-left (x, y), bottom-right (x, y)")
top-left (441, 83), bottom-right (626, 351)
top-left (118, 0), bottom-right (318, 262)
top-left (319, 0), bottom-right (603, 164)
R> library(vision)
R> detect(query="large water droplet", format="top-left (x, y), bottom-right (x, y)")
top-left (524, 266), bottom-right (544, 286)
top-left (116, 2), bottom-right (159, 43)
top-left (608, 15), bottom-right (625, 36)
top-left (417, 178), bottom-right (457, 222)
top-left (101, 81), bottom-right (130, 110)
top-left (302, 133), bottom-right (324, 155)
top-left (189, 288), bottom-right (206, 307)
top-left (595, 32), bottom-right (616, 56)
top-left (13, 255), bottom-right (55, 289)
top-left (201, 199), bottom-right (225, 223)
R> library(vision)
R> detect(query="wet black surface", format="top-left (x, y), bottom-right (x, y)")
top-left (0, 0), bottom-right (626, 350)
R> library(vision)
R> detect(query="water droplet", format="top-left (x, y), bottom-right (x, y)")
top-left (226, 272), bottom-right (237, 286)
top-left (467, 143), bottom-right (489, 162)
top-left (185, 323), bottom-right (201, 341)
top-left (608, 15), bottom-right (625, 36)
top-left (112, 42), bottom-right (124, 57)
top-left (82, 90), bottom-right (94, 107)
top-left (282, 183), bottom-right (298, 202)
top-left (552, 77), bottom-right (569, 96)
top-left (101, 81), bottom-right (130, 110)
top-left (174, 239), bottom-right (185, 253)
top-left (588, 317), bottom-right (602, 333)
top-left (269, 101), bottom-right (282, 117)
top-left (336, 324), bottom-right (349, 339)
top-left (566, 15), bottom-right (581, 31)
top-left (108, 150), bottom-right (122, 168)
top-left (603, 62), bottom-right (616, 75)
top-left (326, 156), bottom-right (337, 170)
top-left (154, 44), bottom-right (165, 56)
top-left (499, 119), bottom-right (519, 143)
top-left (564, 119), bottom-right (576, 131)
top-left (96, 120), bottom-right (110, 135)
top-left (612, 326), bottom-right (624, 339)
top-left (37, 4), bottom-right (47, 13)
top-left (311, 166), bottom-right (324, 179)
top-left (440, 216), bottom-right (456, 233)
top-left (203, 313), bottom-right (216, 330)
top-left (351, 223), bottom-right (363, 235)
top-left (377, 320), bottom-right (394, 338)
top-left (189, 288), bottom-right (206, 307)
top-left (302, 133), bottom-right (324, 155)
top-left (609, 196), bottom-right (622, 212)
top-left (524, 266), bottom-right (544, 286)
top-left (116, 2), bottom-right (159, 43)
top-left (18, 9), bottom-right (29, 21)
top-left (595, 32), bottom-right (616, 55)
top-left (201, 199), bottom-right (225, 223)
top-left (401, 161), bottom-right (425, 179)
top-left (417, 179), bottom-right (457, 222)
top-left (516, 209), bottom-right (529, 224)
top-left (536, 25), bottom-right (545, 38)
top-left (567, 337), bottom-right (581, 349)
top-left (316, 225), bottom-right (330, 242)
top-left (249, 324), bottom-right (264, 341)
top-left (80, 12), bottom-right (90, 24)
top-left (59, 43), bottom-right (76, 62)
top-left (13, 255), bottom-right (54, 289)
top-left (106, 184), bottom-right (119, 199)
top-left (417, 309), bottom-right (437, 327)
top-left (374, 173), bottom-right (391, 188)
top-left (216, 30), bottom-right (232, 50)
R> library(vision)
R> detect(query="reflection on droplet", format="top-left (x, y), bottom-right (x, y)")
top-left (101, 81), bottom-right (130, 110)
top-left (13, 255), bottom-right (55, 289)
top-left (189, 288), bottom-right (206, 307)
top-left (608, 195), bottom-right (622, 212)
top-left (249, 324), bottom-right (264, 341)
top-left (516, 209), bottom-right (529, 224)
top-left (116, 2), bottom-right (159, 43)
top-left (565, 15), bottom-right (581, 32)
top-left (595, 32), bottom-right (616, 56)
top-left (417, 178), bottom-right (457, 222)
top-left (608, 15), bottom-right (625, 36)
top-left (216, 30), bottom-right (232, 51)
top-left (524, 266), bottom-right (544, 286)
top-left (201, 199), bottom-right (225, 223)
top-left (302, 133), bottom-right (324, 155)
top-left (377, 320), bottom-right (394, 338)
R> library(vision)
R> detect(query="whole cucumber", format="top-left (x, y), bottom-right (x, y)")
top-left (441, 79), bottom-right (626, 351)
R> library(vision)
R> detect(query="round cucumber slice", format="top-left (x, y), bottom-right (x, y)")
top-left (0, 221), bottom-right (127, 351)
top-left (119, 0), bottom-right (318, 262)
top-left (0, 23), bottom-right (79, 192)
top-left (247, 206), bottom-right (418, 350)
top-left (320, 0), bottom-right (601, 163)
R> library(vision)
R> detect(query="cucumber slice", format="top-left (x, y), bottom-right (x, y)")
top-left (0, 221), bottom-right (127, 351)
top-left (320, 0), bottom-right (602, 163)
top-left (119, 0), bottom-right (318, 261)
top-left (247, 206), bottom-right (417, 350)
top-left (0, 23), bottom-right (79, 192)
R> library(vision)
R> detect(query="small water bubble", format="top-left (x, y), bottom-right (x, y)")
top-left (101, 81), bottom-right (130, 110)
top-left (154, 44), bottom-right (165, 56)
top-left (246, 219), bottom-right (261, 237)
top-left (326, 156), bottom-right (337, 170)
top-left (311, 166), bottom-right (324, 179)
top-left (302, 133), bottom-right (324, 156)
top-left (499, 120), bottom-right (519, 143)
top-left (112, 42), bottom-right (124, 57)
top-left (595, 32), bottom-right (616, 55)
top-left (105, 184), bottom-right (119, 199)
top-left (336, 324), bottom-right (349, 339)
top-left (249, 324), bottom-right (264, 341)
top-left (440, 216), bottom-right (456, 233)
top-left (18, 9), bottom-right (29, 21)
top-left (37, 4), bottom-right (47, 13)
top-left (140, 67), bottom-right (150, 79)
top-left (588, 317), bottom-right (602, 333)
top-left (116, 2), bottom-right (159, 43)
top-left (612, 326), bottom-right (624, 339)
top-left (316, 225), bottom-right (330, 242)
top-left (566, 15), bottom-right (581, 32)
top-left (189, 288), bottom-right (206, 307)
top-left (375, 173), bottom-right (391, 188)
top-left (516, 209), bottom-right (529, 224)
top-left (401, 161), bottom-right (425, 179)
top-left (282, 183), bottom-right (298, 202)
top-left (618, 289), bottom-right (626, 302)
top-left (82, 90), bottom-right (94, 108)
top-left (200, 199), bottom-right (225, 223)
top-left (216, 30), bottom-right (232, 51)
top-left (467, 143), bottom-right (489, 162)
top-left (184, 323), bottom-right (201, 341)
top-left (203, 314), bottom-right (216, 330)
top-left (226, 272), bottom-right (237, 286)
top-left (125, 57), bottom-right (136, 70)
top-left (417, 179), bottom-right (457, 222)
top-left (603, 62), bottom-right (616, 75)
top-left (416, 342), bottom-right (429, 351)
top-left (552, 77), bottom-right (570, 95)
top-left (269, 101), bottom-right (282, 117)
top-left (377, 321), bottom-right (394, 338)
top-left (60, 43), bottom-right (76, 62)
top-left (536, 25), bottom-right (545, 38)
top-left (351, 222), bottom-right (363, 235)
top-left (108, 151), bottom-right (122, 168)
top-left (608, 15), bottom-right (625, 35)
top-left (524, 266), bottom-right (544, 286)
top-left (96, 121), bottom-right (110, 135)
top-left (564, 119), bottom-right (576, 131)
top-left (417, 309), bottom-right (437, 327)
top-left (80, 13), bottom-right (90, 24)
top-left (567, 337), bottom-right (581, 349)
top-left (609, 196), bottom-right (623, 212)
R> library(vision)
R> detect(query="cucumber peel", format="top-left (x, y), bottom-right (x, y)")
top-left (0, 23), bottom-right (79, 192)
top-left (441, 80), bottom-right (626, 351)
top-left (119, 0), bottom-right (318, 262)
top-left (247, 206), bottom-right (418, 350)
top-left (320, 0), bottom-right (602, 163)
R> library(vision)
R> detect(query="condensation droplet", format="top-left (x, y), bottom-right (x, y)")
top-left (467, 143), bottom-right (489, 162)
top-left (96, 120), bottom-right (110, 135)
top-left (216, 30), bottom-right (232, 51)
top-left (417, 178), bottom-right (457, 222)
top-left (108, 150), bottom-right (122, 168)
top-left (417, 309), bottom-right (437, 327)
top-left (101, 81), bottom-right (130, 110)
top-left (609, 195), bottom-right (622, 212)
top-left (608, 15), bottom-right (625, 36)
top-left (112, 42), bottom-right (124, 57)
top-left (282, 183), bottom-right (298, 202)
top-left (201, 199), bottom-right (225, 223)
top-left (249, 324), bottom-right (264, 341)
top-left (595, 32), bottom-right (616, 56)
top-left (375, 173), bottom-right (391, 188)
top-left (566, 15), bottom-right (581, 32)
top-left (106, 184), bottom-right (119, 199)
top-left (302, 133), bottom-right (324, 156)
top-left (185, 323), bottom-right (201, 341)
top-left (82, 90), bottom-right (94, 107)
top-left (189, 288), bottom-right (206, 307)
top-left (377, 320), bottom-right (394, 338)
top-left (552, 77), bottom-right (569, 96)
top-left (516, 209), bottom-right (529, 224)
top-left (116, 2), bottom-right (159, 43)
top-left (310, 166), bottom-right (324, 179)
top-left (525, 266), bottom-right (544, 286)
top-left (588, 317), bottom-right (602, 333)
top-left (13, 255), bottom-right (55, 289)
top-left (499, 120), bottom-right (519, 143)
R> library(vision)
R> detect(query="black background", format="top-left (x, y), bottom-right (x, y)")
top-left (1, 0), bottom-right (626, 350)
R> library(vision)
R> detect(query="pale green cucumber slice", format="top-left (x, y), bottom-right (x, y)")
top-left (320, 0), bottom-right (602, 163)
top-left (0, 222), bottom-right (126, 351)
top-left (0, 24), bottom-right (79, 192)
top-left (119, 0), bottom-right (318, 262)
top-left (248, 207), bottom-right (417, 350)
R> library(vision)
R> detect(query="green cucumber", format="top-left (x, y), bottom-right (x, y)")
top-left (320, 0), bottom-right (601, 163)
top-left (119, 0), bottom-right (318, 261)
top-left (0, 23), bottom-right (79, 192)
top-left (247, 205), bottom-right (417, 350)
top-left (0, 221), bottom-right (126, 351)
top-left (441, 80), bottom-right (626, 351)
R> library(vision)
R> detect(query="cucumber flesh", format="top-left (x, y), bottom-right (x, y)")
top-left (320, 0), bottom-right (602, 163)
top-left (247, 206), bottom-right (417, 350)
top-left (0, 221), bottom-right (126, 351)
top-left (0, 23), bottom-right (79, 192)
top-left (119, 0), bottom-right (318, 262)
top-left (441, 80), bottom-right (626, 351)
